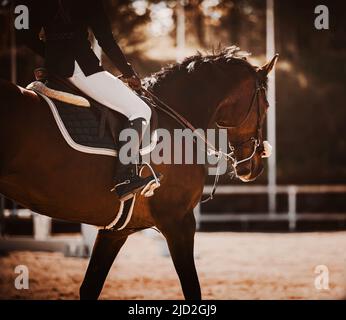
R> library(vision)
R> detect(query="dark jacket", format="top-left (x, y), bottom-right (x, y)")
top-left (16, 0), bottom-right (135, 78)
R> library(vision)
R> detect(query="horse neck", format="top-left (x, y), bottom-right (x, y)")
top-left (151, 75), bottom-right (223, 130)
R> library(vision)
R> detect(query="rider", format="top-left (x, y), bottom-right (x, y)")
top-left (16, 0), bottom-right (156, 201)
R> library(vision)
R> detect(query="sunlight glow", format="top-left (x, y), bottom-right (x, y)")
top-left (149, 2), bottom-right (174, 37)
top-left (132, 0), bottom-right (148, 16)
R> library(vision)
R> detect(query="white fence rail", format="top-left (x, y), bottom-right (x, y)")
top-left (194, 185), bottom-right (346, 231)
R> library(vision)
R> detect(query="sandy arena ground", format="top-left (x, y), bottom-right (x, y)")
top-left (0, 231), bottom-right (345, 300)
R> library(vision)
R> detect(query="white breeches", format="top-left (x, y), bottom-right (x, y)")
top-left (68, 62), bottom-right (151, 123)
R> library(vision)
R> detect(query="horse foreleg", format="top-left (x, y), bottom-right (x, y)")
top-left (79, 229), bottom-right (129, 300)
top-left (163, 212), bottom-right (201, 300)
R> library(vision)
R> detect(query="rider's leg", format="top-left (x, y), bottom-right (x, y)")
top-left (68, 62), bottom-right (157, 200)
top-left (113, 117), bottom-right (158, 200)
top-left (68, 62), bottom-right (151, 123)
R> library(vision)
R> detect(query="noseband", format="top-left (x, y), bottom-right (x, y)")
top-left (215, 79), bottom-right (266, 178)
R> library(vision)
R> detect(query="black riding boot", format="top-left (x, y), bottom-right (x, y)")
top-left (112, 118), bottom-right (160, 201)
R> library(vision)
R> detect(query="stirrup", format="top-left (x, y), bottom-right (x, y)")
top-left (111, 172), bottom-right (162, 201)
top-left (139, 162), bottom-right (161, 197)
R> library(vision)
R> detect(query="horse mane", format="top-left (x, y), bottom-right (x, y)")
top-left (144, 46), bottom-right (256, 89)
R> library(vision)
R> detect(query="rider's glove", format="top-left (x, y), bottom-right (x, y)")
top-left (125, 75), bottom-right (142, 91)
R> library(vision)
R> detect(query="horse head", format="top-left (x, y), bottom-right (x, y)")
top-left (211, 52), bottom-right (279, 182)
top-left (147, 47), bottom-right (278, 182)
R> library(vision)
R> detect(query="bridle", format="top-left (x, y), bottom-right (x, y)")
top-left (215, 79), bottom-right (267, 179)
top-left (141, 77), bottom-right (268, 202)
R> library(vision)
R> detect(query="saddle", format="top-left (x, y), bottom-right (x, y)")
top-left (27, 69), bottom-right (161, 231)
top-left (27, 68), bottom-right (158, 157)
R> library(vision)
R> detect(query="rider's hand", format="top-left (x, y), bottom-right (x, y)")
top-left (125, 75), bottom-right (142, 91)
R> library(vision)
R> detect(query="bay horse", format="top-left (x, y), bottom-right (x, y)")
top-left (0, 47), bottom-right (278, 300)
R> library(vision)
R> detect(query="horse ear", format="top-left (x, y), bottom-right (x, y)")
top-left (258, 54), bottom-right (279, 76)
